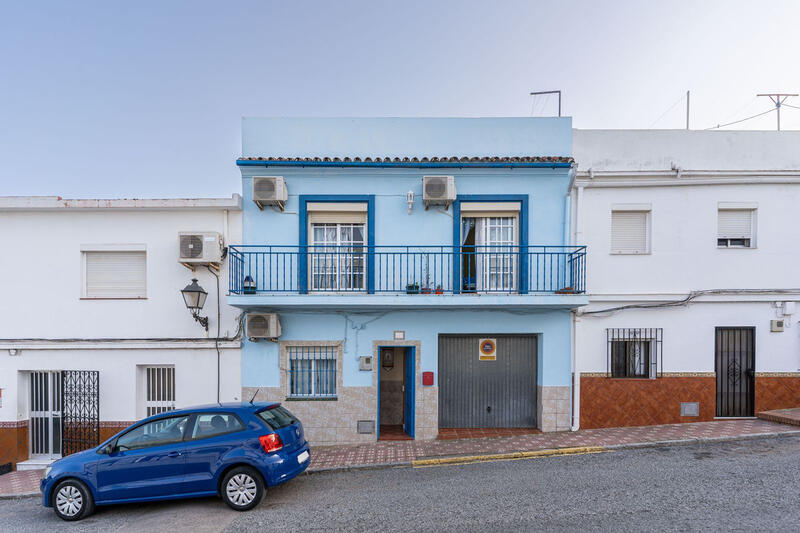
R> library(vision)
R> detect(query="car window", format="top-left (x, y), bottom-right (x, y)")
top-left (190, 413), bottom-right (246, 440)
top-left (256, 406), bottom-right (297, 430)
top-left (115, 415), bottom-right (189, 452)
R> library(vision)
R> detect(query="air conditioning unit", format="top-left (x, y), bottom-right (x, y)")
top-left (247, 313), bottom-right (281, 340)
top-left (252, 176), bottom-right (288, 211)
top-left (178, 232), bottom-right (223, 268)
top-left (422, 175), bottom-right (456, 209)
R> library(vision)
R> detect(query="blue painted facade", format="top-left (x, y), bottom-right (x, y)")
top-left (231, 118), bottom-right (585, 438)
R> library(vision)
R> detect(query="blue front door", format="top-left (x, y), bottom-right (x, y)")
top-left (96, 415), bottom-right (189, 502)
top-left (403, 348), bottom-right (415, 438)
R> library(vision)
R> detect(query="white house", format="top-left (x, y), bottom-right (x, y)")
top-left (0, 195), bottom-right (243, 470)
top-left (571, 130), bottom-right (800, 429)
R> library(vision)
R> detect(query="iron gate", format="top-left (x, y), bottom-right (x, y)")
top-left (438, 334), bottom-right (537, 428)
top-left (715, 327), bottom-right (755, 417)
top-left (61, 370), bottom-right (100, 456)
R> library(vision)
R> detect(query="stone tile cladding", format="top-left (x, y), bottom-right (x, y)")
top-left (539, 386), bottom-right (570, 431)
top-left (244, 339), bottom-right (438, 445)
top-left (581, 373), bottom-right (800, 429)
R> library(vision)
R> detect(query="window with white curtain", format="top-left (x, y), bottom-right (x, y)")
top-left (611, 210), bottom-right (650, 254)
top-left (83, 250), bottom-right (146, 298)
top-left (718, 208), bottom-right (756, 248)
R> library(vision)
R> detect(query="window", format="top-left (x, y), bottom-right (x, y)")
top-left (190, 413), bottom-right (245, 440)
top-left (288, 345), bottom-right (337, 398)
top-left (83, 250), bottom-right (146, 298)
top-left (718, 207), bottom-right (755, 248)
top-left (607, 328), bottom-right (662, 378)
top-left (144, 366), bottom-right (175, 417)
top-left (115, 415), bottom-right (189, 451)
top-left (310, 222), bottom-right (366, 291)
top-left (611, 210), bottom-right (650, 254)
top-left (461, 214), bottom-right (518, 292)
top-left (257, 405), bottom-right (298, 430)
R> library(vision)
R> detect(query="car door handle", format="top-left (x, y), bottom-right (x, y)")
top-left (167, 451), bottom-right (182, 457)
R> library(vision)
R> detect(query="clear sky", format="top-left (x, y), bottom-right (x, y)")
top-left (2, 0), bottom-right (799, 198)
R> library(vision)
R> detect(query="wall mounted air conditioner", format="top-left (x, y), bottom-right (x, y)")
top-left (252, 176), bottom-right (288, 211)
top-left (247, 313), bottom-right (281, 340)
top-left (178, 232), bottom-right (223, 269)
top-left (422, 175), bottom-right (456, 209)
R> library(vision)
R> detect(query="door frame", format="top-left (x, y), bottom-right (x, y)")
top-left (375, 344), bottom-right (417, 441)
top-left (715, 326), bottom-right (756, 417)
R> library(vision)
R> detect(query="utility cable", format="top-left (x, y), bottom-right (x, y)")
top-left (648, 93), bottom-right (687, 128)
top-left (705, 108), bottom-right (776, 130)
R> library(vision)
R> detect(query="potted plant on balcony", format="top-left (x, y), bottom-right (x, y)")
top-left (243, 275), bottom-right (256, 294)
top-left (421, 285), bottom-right (432, 295)
top-left (435, 284), bottom-right (444, 295)
top-left (406, 282), bottom-right (420, 294)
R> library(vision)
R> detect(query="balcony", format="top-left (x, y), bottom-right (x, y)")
top-left (227, 245), bottom-right (587, 310)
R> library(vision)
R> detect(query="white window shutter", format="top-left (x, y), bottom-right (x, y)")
top-left (718, 209), bottom-right (753, 239)
top-left (611, 211), bottom-right (649, 253)
top-left (85, 251), bottom-right (146, 298)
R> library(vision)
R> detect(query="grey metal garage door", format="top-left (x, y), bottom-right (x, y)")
top-left (438, 334), bottom-right (538, 428)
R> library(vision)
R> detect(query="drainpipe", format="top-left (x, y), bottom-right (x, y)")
top-left (571, 312), bottom-right (580, 431)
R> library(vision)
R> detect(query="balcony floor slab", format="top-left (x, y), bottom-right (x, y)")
top-left (227, 293), bottom-right (588, 311)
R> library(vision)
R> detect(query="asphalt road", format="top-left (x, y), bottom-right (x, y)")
top-left (3, 435), bottom-right (800, 532)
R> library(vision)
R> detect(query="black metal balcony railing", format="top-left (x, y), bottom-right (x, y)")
top-left (228, 245), bottom-right (586, 296)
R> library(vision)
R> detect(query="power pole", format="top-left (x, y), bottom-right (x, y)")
top-left (686, 90), bottom-right (690, 130)
top-left (530, 90), bottom-right (562, 117)
top-left (757, 93), bottom-right (798, 131)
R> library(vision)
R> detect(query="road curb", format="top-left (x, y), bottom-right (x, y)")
top-left (603, 429), bottom-right (800, 451)
top-left (0, 491), bottom-right (39, 500)
top-left (411, 445), bottom-right (606, 467)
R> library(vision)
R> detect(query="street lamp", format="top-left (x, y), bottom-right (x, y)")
top-left (181, 278), bottom-right (209, 331)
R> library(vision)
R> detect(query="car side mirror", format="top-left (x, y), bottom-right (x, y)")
top-left (99, 443), bottom-right (114, 455)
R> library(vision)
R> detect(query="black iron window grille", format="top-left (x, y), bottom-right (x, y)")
top-left (607, 328), bottom-right (663, 378)
top-left (288, 345), bottom-right (337, 398)
top-left (61, 370), bottom-right (100, 456)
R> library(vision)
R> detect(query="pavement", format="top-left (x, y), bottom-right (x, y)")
top-left (2, 418), bottom-right (798, 499)
top-left (4, 435), bottom-right (800, 532)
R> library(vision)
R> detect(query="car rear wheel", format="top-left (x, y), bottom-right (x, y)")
top-left (221, 466), bottom-right (264, 511)
top-left (52, 479), bottom-right (94, 521)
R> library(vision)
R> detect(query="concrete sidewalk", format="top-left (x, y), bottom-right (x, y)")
top-left (3, 419), bottom-right (799, 498)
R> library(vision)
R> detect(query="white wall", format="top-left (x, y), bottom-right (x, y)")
top-left (0, 207), bottom-right (242, 339)
top-left (0, 202), bottom-right (243, 424)
top-left (577, 183), bottom-right (800, 294)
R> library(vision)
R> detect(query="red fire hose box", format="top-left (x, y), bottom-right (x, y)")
top-left (422, 371), bottom-right (434, 386)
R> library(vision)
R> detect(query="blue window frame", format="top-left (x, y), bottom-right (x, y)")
top-left (298, 195), bottom-right (376, 294)
top-left (452, 194), bottom-right (529, 294)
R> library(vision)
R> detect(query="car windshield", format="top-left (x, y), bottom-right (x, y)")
top-left (256, 406), bottom-right (297, 430)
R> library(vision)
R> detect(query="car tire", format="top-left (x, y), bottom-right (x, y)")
top-left (52, 479), bottom-right (95, 521)
top-left (221, 466), bottom-right (265, 511)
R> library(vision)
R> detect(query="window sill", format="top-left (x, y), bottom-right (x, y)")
top-left (609, 251), bottom-right (651, 255)
top-left (605, 377), bottom-right (657, 381)
top-left (716, 247), bottom-right (756, 250)
top-left (80, 297), bottom-right (148, 300)
top-left (285, 396), bottom-right (338, 402)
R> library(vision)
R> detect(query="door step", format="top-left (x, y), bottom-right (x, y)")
top-left (16, 458), bottom-right (56, 471)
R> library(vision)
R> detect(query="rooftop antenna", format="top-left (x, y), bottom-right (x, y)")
top-left (249, 388), bottom-right (261, 404)
top-left (530, 90), bottom-right (562, 117)
top-left (757, 93), bottom-right (798, 130)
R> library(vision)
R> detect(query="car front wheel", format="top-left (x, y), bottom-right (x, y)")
top-left (221, 466), bottom-right (264, 511)
top-left (52, 479), bottom-right (95, 521)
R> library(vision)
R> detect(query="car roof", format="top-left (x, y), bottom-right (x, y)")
top-left (146, 401), bottom-right (280, 419)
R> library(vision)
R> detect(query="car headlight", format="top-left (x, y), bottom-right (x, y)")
top-left (44, 466), bottom-right (52, 478)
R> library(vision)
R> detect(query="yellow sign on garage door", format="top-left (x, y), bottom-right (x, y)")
top-left (478, 338), bottom-right (497, 361)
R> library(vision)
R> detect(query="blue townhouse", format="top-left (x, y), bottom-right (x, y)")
top-left (228, 118), bottom-right (587, 445)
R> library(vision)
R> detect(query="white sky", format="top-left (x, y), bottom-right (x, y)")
top-left (1, 0), bottom-right (799, 197)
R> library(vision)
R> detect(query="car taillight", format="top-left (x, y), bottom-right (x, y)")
top-left (259, 433), bottom-right (283, 453)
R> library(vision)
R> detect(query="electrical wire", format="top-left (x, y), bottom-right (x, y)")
top-left (207, 266), bottom-right (222, 403)
top-left (704, 107), bottom-right (776, 130)
top-left (648, 93), bottom-right (687, 128)
top-left (579, 288), bottom-right (800, 316)
top-left (781, 102), bottom-right (800, 110)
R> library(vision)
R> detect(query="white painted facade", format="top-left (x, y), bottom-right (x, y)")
top-left (571, 130), bottom-right (800, 427)
top-left (0, 196), bottom-right (243, 463)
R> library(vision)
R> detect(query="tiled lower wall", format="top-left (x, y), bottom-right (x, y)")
top-left (0, 421), bottom-right (28, 469)
top-left (580, 373), bottom-right (800, 429)
top-left (538, 386), bottom-right (570, 431)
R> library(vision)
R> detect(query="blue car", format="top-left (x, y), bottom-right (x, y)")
top-left (40, 402), bottom-right (310, 521)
